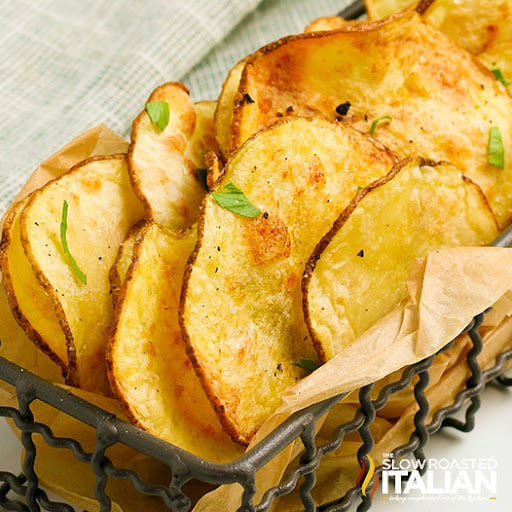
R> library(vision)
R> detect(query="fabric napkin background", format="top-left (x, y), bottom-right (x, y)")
top-left (0, 0), bottom-right (352, 213)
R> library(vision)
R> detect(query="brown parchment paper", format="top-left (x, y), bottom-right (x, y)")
top-left (1, 126), bottom-right (512, 511)
top-left (193, 252), bottom-right (512, 511)
top-left (0, 125), bottom-right (178, 512)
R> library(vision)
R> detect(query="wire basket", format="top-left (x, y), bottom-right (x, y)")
top-left (1, 302), bottom-right (512, 512)
top-left (2, 2), bottom-right (512, 511)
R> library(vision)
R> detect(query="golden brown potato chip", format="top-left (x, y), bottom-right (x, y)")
top-left (478, 41), bottom-right (512, 95)
top-left (303, 159), bottom-right (499, 361)
top-left (364, 0), bottom-right (417, 20)
top-left (180, 116), bottom-right (400, 444)
top-left (230, 10), bottom-right (512, 227)
top-left (420, 0), bottom-right (512, 55)
top-left (214, 58), bottom-right (247, 162)
top-left (366, 0), bottom-right (512, 55)
top-left (128, 82), bottom-right (214, 232)
top-left (214, 13), bottom-right (361, 163)
top-left (15, 154), bottom-right (144, 393)
top-left (188, 99), bottom-right (218, 168)
top-left (108, 222), bottom-right (144, 307)
top-left (107, 222), bottom-right (243, 461)
top-left (0, 197), bottom-right (69, 372)
top-left (304, 16), bottom-right (351, 32)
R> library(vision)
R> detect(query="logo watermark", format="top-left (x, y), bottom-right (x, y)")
top-left (377, 453), bottom-right (498, 502)
top-left (357, 453), bottom-right (499, 503)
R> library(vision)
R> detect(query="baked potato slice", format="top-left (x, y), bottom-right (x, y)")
top-left (214, 58), bottom-right (247, 163)
top-left (364, 0), bottom-right (417, 20)
top-left (18, 154), bottom-right (144, 393)
top-left (365, 1), bottom-right (512, 56)
top-left (108, 222), bottom-right (143, 307)
top-left (0, 197), bottom-right (69, 372)
top-left (230, 10), bottom-right (512, 226)
top-left (128, 82), bottom-right (215, 233)
top-left (304, 16), bottom-right (366, 33)
top-left (180, 116), bottom-right (400, 444)
top-left (478, 41), bottom-right (512, 96)
top-left (107, 222), bottom-right (243, 461)
top-left (420, 0), bottom-right (512, 56)
top-left (303, 159), bottom-right (500, 361)
top-left (188, 99), bottom-right (218, 171)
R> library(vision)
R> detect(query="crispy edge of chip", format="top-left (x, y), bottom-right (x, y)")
top-left (109, 220), bottom-right (146, 308)
top-left (214, 58), bottom-right (247, 162)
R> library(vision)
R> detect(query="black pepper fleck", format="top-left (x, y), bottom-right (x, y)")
top-left (336, 101), bottom-right (351, 116)
top-left (235, 92), bottom-right (254, 106)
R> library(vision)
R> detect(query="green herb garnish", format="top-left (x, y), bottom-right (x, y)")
top-left (369, 115), bottom-right (392, 135)
top-left (487, 126), bottom-right (505, 169)
top-left (60, 200), bottom-right (87, 285)
top-left (491, 68), bottom-right (511, 87)
top-left (292, 358), bottom-right (321, 373)
top-left (212, 182), bottom-right (262, 218)
top-left (145, 101), bottom-right (170, 131)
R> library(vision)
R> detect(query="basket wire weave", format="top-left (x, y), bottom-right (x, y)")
top-left (1, 308), bottom-right (512, 512)
top-left (2, 1), bottom-right (512, 510)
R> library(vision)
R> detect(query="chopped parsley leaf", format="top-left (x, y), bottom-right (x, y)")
top-left (369, 115), bottom-right (392, 135)
top-left (146, 101), bottom-right (170, 131)
top-left (212, 182), bottom-right (262, 218)
top-left (491, 68), bottom-right (511, 87)
top-left (60, 200), bottom-right (87, 285)
top-left (487, 126), bottom-right (505, 169)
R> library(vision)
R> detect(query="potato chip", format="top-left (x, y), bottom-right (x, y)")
top-left (303, 159), bottom-right (499, 361)
top-left (17, 154), bottom-right (144, 393)
top-left (420, 0), bottom-right (512, 55)
top-left (214, 59), bottom-right (247, 162)
top-left (304, 16), bottom-right (348, 32)
top-left (180, 116), bottom-right (400, 444)
top-left (107, 222), bottom-right (243, 461)
top-left (366, 0), bottom-right (512, 55)
top-left (1, 197), bottom-right (69, 372)
top-left (230, 10), bottom-right (512, 226)
top-left (188, 99), bottom-right (218, 169)
top-left (109, 222), bottom-right (144, 307)
top-left (478, 41), bottom-right (512, 96)
top-left (364, 0), bottom-right (417, 20)
top-left (128, 82), bottom-right (214, 232)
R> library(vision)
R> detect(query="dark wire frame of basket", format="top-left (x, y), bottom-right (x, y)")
top-left (2, 1), bottom-right (512, 510)
top-left (1, 295), bottom-right (512, 512)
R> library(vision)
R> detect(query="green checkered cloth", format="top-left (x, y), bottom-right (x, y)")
top-left (0, 0), bottom-right (353, 213)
